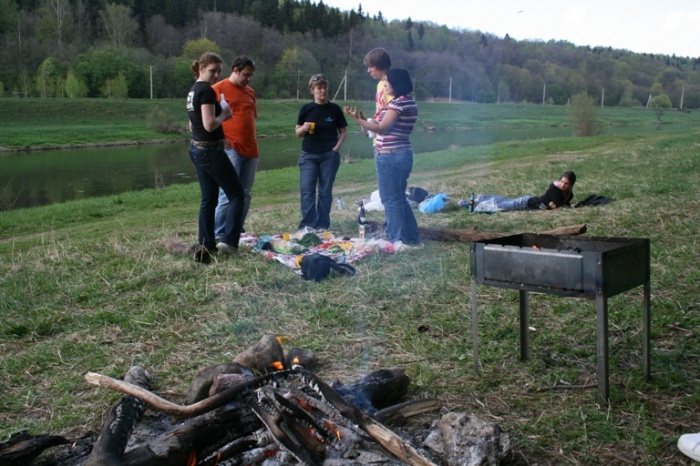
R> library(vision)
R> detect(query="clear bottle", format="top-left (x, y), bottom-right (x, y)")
top-left (337, 197), bottom-right (345, 210)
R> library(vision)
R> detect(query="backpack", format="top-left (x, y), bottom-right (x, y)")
top-left (574, 194), bottom-right (613, 208)
top-left (300, 254), bottom-right (356, 282)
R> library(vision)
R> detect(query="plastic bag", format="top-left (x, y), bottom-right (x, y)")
top-left (419, 193), bottom-right (448, 213)
top-left (473, 197), bottom-right (502, 213)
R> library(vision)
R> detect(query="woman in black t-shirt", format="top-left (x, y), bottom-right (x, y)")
top-left (186, 52), bottom-right (244, 262)
top-left (294, 74), bottom-right (348, 230)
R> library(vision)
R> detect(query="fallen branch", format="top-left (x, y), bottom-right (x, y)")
top-left (417, 223), bottom-right (587, 243)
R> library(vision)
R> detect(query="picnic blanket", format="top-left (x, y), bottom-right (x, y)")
top-left (241, 229), bottom-right (407, 276)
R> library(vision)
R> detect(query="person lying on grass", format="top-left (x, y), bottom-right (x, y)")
top-left (466, 171), bottom-right (576, 212)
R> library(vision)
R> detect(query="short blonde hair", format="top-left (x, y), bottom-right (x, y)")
top-left (308, 74), bottom-right (328, 91)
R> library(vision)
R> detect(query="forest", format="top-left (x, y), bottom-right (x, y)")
top-left (1, 0), bottom-right (699, 108)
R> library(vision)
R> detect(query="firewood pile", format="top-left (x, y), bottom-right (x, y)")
top-left (1, 336), bottom-right (511, 466)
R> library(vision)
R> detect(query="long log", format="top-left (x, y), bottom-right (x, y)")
top-left (417, 223), bottom-right (587, 242)
top-left (85, 371), bottom-right (292, 419)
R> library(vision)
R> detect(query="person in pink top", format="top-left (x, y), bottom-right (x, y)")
top-left (344, 68), bottom-right (420, 245)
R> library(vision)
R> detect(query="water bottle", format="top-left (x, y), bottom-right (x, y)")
top-left (470, 192), bottom-right (476, 212)
top-left (337, 197), bottom-right (345, 210)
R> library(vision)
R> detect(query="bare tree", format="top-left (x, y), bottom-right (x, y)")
top-left (100, 3), bottom-right (138, 49)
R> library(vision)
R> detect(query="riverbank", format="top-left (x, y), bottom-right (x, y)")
top-left (1, 125), bottom-right (699, 463)
top-left (2, 97), bottom-right (698, 151)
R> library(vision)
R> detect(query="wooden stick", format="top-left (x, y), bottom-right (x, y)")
top-left (84, 370), bottom-right (292, 418)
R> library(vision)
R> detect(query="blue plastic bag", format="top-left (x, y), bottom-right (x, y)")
top-left (418, 193), bottom-right (448, 213)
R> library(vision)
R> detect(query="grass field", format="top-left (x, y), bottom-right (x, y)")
top-left (0, 101), bottom-right (699, 464)
top-left (1, 97), bottom-right (697, 150)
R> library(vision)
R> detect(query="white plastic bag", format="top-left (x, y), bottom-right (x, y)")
top-left (473, 197), bottom-right (502, 213)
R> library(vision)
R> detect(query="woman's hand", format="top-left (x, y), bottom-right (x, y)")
top-left (343, 106), bottom-right (362, 120)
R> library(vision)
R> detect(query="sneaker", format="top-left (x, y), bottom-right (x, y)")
top-left (216, 242), bottom-right (237, 256)
top-left (189, 245), bottom-right (212, 264)
top-left (678, 433), bottom-right (700, 462)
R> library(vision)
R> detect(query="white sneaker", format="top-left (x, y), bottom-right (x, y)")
top-left (678, 433), bottom-right (700, 462)
top-left (216, 242), bottom-right (237, 256)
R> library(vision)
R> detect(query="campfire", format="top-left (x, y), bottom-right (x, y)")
top-left (1, 336), bottom-right (511, 465)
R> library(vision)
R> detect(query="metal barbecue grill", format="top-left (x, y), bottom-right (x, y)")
top-left (470, 233), bottom-right (651, 406)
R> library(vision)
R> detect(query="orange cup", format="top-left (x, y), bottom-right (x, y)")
top-left (308, 122), bottom-right (316, 134)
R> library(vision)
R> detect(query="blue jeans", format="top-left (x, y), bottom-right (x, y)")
top-left (475, 194), bottom-right (533, 211)
top-left (189, 143), bottom-right (245, 250)
top-left (215, 147), bottom-right (259, 238)
top-left (375, 151), bottom-right (420, 244)
top-left (298, 150), bottom-right (340, 230)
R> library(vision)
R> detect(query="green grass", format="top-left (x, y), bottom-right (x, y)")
top-left (1, 97), bottom-right (698, 150)
top-left (0, 103), bottom-right (699, 464)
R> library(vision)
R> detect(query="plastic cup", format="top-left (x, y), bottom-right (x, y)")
top-left (308, 122), bottom-right (315, 134)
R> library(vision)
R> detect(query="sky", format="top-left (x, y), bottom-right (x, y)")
top-left (320, 0), bottom-right (700, 58)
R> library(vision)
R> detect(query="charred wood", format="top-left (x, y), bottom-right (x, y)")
top-left (84, 366), bottom-right (152, 466)
top-left (0, 432), bottom-right (69, 466)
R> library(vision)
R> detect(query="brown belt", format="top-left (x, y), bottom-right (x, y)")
top-left (191, 139), bottom-right (224, 149)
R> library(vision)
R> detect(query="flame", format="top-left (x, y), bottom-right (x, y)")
top-left (325, 415), bottom-right (342, 441)
top-left (271, 361), bottom-right (284, 370)
top-left (186, 450), bottom-right (196, 466)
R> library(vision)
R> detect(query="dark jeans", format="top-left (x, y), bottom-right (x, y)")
top-left (214, 147), bottom-right (259, 237)
top-left (375, 151), bottom-right (420, 244)
top-left (189, 143), bottom-right (244, 250)
top-left (298, 150), bottom-right (340, 230)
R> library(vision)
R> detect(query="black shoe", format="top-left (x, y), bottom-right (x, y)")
top-left (189, 244), bottom-right (212, 264)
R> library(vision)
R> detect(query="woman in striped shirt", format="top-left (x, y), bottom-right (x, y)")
top-left (344, 68), bottom-right (420, 245)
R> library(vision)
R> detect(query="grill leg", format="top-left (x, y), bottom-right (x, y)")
top-left (471, 277), bottom-right (479, 373)
top-left (596, 293), bottom-right (610, 407)
top-left (519, 290), bottom-right (530, 360)
top-left (643, 280), bottom-right (651, 381)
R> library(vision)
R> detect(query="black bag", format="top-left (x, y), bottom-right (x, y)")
top-left (574, 194), bottom-right (613, 208)
top-left (300, 253), bottom-right (356, 282)
top-left (406, 186), bottom-right (429, 207)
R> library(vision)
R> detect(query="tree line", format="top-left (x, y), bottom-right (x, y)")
top-left (1, 0), bottom-right (699, 109)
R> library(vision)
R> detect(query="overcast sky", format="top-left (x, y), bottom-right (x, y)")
top-left (320, 0), bottom-right (700, 58)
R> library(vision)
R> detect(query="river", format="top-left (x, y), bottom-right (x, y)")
top-left (0, 125), bottom-right (631, 211)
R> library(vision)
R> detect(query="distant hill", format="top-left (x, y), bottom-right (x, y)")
top-left (1, 0), bottom-right (697, 107)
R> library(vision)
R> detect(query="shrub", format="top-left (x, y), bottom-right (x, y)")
top-left (568, 92), bottom-right (604, 137)
top-left (147, 105), bottom-right (179, 133)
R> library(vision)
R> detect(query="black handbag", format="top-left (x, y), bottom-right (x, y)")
top-left (300, 254), bottom-right (356, 282)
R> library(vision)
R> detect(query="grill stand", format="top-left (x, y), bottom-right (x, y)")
top-left (470, 235), bottom-right (651, 408)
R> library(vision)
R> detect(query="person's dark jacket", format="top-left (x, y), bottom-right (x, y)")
top-left (527, 183), bottom-right (573, 209)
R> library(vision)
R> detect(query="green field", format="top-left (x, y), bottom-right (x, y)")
top-left (0, 97), bottom-right (696, 150)
top-left (0, 101), bottom-right (699, 464)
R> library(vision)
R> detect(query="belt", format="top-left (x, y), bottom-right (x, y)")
top-left (191, 139), bottom-right (224, 148)
top-left (377, 148), bottom-right (408, 154)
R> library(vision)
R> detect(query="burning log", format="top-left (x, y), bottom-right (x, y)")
top-left (85, 366), bottom-right (438, 466)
